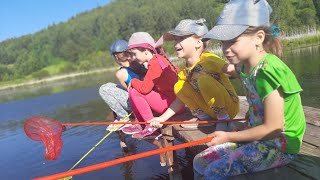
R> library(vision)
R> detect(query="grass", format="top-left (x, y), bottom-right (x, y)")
top-left (43, 61), bottom-right (70, 75)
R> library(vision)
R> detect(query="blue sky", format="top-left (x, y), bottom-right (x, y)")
top-left (0, 0), bottom-right (111, 42)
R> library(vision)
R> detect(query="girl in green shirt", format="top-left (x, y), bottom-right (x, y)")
top-left (193, 0), bottom-right (306, 179)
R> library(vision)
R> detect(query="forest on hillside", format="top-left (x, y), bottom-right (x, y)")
top-left (0, 0), bottom-right (319, 81)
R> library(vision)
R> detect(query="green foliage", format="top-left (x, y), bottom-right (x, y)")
top-left (32, 69), bottom-right (50, 80)
top-left (0, 64), bottom-right (13, 81)
top-left (0, 0), bottom-right (319, 83)
top-left (78, 60), bottom-right (92, 72)
top-left (58, 63), bottom-right (77, 74)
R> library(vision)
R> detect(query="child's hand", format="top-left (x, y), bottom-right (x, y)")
top-left (149, 117), bottom-right (164, 128)
top-left (206, 131), bottom-right (230, 147)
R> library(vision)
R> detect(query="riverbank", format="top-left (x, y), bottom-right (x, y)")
top-left (0, 68), bottom-right (116, 91)
top-left (1, 34), bottom-right (319, 91)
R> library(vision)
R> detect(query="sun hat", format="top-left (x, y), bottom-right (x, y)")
top-left (128, 32), bottom-right (163, 53)
top-left (110, 40), bottom-right (128, 55)
top-left (203, 0), bottom-right (273, 41)
top-left (164, 18), bottom-right (208, 41)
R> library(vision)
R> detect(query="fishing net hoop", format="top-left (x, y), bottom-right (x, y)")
top-left (24, 116), bottom-right (64, 160)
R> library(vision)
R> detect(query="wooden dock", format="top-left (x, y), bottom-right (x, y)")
top-left (161, 96), bottom-right (320, 180)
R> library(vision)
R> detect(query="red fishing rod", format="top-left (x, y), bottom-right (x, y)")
top-left (33, 136), bottom-right (213, 180)
top-left (24, 116), bottom-right (246, 160)
top-left (62, 118), bottom-right (247, 126)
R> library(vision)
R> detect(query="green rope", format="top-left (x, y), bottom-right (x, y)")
top-left (60, 113), bottom-right (132, 180)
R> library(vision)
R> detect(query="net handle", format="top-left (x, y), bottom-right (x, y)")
top-left (62, 118), bottom-right (247, 126)
top-left (33, 137), bottom-right (213, 180)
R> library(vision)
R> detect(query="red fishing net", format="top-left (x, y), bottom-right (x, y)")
top-left (24, 116), bottom-right (63, 160)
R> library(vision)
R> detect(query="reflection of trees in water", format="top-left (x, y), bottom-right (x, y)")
top-left (51, 100), bottom-right (108, 124)
top-left (0, 72), bottom-right (111, 103)
top-left (0, 99), bottom-right (109, 139)
top-left (0, 119), bottom-right (23, 139)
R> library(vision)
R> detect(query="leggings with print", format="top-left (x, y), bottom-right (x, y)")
top-left (99, 82), bottom-right (131, 119)
top-left (174, 75), bottom-right (239, 119)
top-left (193, 137), bottom-right (296, 180)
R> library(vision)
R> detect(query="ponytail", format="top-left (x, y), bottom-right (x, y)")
top-left (156, 46), bottom-right (179, 75)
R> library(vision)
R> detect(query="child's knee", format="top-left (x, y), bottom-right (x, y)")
top-left (128, 87), bottom-right (138, 97)
top-left (99, 83), bottom-right (112, 95)
top-left (193, 154), bottom-right (206, 175)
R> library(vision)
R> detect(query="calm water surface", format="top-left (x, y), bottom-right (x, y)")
top-left (0, 45), bottom-right (319, 180)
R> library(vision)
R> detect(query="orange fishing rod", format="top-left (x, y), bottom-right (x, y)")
top-left (33, 137), bottom-right (213, 180)
top-left (62, 118), bottom-right (247, 126)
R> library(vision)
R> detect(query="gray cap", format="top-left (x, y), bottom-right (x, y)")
top-left (203, 0), bottom-right (272, 41)
top-left (110, 40), bottom-right (128, 55)
top-left (164, 18), bottom-right (208, 41)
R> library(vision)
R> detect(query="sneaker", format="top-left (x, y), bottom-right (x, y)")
top-left (122, 124), bottom-right (143, 134)
top-left (132, 126), bottom-right (159, 139)
top-left (180, 117), bottom-right (215, 129)
top-left (106, 118), bottom-right (131, 132)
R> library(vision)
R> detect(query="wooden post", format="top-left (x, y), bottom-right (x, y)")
top-left (161, 125), bottom-right (182, 180)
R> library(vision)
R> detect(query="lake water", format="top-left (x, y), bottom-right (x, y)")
top-left (0, 45), bottom-right (319, 180)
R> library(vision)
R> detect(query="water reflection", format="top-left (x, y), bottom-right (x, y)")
top-left (283, 45), bottom-right (320, 108)
top-left (0, 72), bottom-right (115, 103)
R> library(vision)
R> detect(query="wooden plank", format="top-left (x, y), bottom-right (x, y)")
top-left (303, 124), bottom-right (320, 147)
top-left (229, 166), bottom-right (311, 180)
top-left (303, 106), bottom-right (320, 127)
top-left (288, 145), bottom-right (320, 180)
top-left (300, 141), bottom-right (320, 156)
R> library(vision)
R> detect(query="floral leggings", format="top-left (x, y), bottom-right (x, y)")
top-left (193, 137), bottom-right (296, 180)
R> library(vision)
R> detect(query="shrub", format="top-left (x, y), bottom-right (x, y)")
top-left (32, 69), bottom-right (50, 80)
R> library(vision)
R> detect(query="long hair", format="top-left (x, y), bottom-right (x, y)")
top-left (242, 26), bottom-right (283, 58)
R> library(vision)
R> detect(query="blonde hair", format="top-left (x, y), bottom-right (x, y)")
top-left (243, 26), bottom-right (283, 58)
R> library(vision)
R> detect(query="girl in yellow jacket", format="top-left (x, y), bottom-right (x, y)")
top-left (150, 18), bottom-right (239, 131)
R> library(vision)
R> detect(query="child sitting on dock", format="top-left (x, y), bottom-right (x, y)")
top-left (149, 18), bottom-right (239, 131)
top-left (193, 0), bottom-right (306, 179)
top-left (121, 32), bottom-right (180, 166)
top-left (121, 32), bottom-right (180, 139)
top-left (99, 40), bottom-right (146, 130)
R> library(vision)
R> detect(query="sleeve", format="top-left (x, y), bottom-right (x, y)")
top-left (201, 55), bottom-right (226, 73)
top-left (255, 70), bottom-right (281, 100)
top-left (131, 58), bottom-right (162, 94)
top-left (255, 60), bottom-right (302, 101)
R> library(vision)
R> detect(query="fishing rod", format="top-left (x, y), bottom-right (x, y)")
top-left (24, 116), bottom-right (247, 160)
top-left (33, 136), bottom-right (213, 180)
top-left (62, 118), bottom-right (247, 126)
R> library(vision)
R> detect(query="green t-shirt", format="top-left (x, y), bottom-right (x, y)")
top-left (239, 53), bottom-right (306, 154)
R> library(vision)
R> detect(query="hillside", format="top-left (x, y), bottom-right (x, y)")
top-left (0, 0), bottom-right (319, 82)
